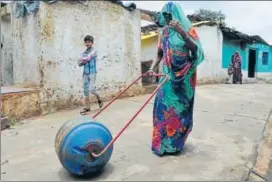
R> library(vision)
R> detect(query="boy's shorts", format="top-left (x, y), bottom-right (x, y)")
top-left (83, 74), bottom-right (96, 97)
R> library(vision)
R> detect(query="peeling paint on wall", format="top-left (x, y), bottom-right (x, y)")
top-left (8, 1), bottom-right (142, 115)
top-left (1, 14), bottom-right (13, 86)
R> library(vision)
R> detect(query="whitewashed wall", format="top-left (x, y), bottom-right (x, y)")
top-left (140, 25), bottom-right (226, 83)
top-left (10, 1), bottom-right (141, 113)
top-left (195, 25), bottom-right (226, 83)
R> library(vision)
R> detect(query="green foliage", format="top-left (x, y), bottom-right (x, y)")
top-left (195, 9), bottom-right (226, 23)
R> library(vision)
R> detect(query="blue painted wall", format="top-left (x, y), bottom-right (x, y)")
top-left (222, 37), bottom-right (272, 73)
top-left (222, 39), bottom-right (247, 70)
top-left (271, 46), bottom-right (272, 70)
top-left (248, 43), bottom-right (272, 73)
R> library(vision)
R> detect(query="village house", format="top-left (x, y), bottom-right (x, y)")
top-left (1, 0), bottom-right (142, 121)
top-left (221, 27), bottom-right (272, 79)
top-left (1, 2), bottom-right (272, 123)
top-left (140, 14), bottom-right (272, 84)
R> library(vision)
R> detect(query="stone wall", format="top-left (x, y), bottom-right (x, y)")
top-left (9, 1), bottom-right (142, 114)
top-left (1, 89), bottom-right (41, 120)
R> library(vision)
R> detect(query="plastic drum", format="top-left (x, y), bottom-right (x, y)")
top-left (55, 116), bottom-right (113, 176)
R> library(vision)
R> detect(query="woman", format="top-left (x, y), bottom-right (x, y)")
top-left (147, 2), bottom-right (204, 156)
top-left (230, 52), bottom-right (242, 84)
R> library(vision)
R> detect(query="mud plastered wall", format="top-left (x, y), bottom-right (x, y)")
top-left (11, 1), bottom-right (142, 113)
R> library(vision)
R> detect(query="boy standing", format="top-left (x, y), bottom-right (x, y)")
top-left (78, 35), bottom-right (103, 114)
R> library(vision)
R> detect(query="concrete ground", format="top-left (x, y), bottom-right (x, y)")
top-left (246, 109), bottom-right (272, 181)
top-left (1, 84), bottom-right (272, 181)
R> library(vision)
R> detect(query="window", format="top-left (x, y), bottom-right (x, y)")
top-left (262, 52), bottom-right (269, 65)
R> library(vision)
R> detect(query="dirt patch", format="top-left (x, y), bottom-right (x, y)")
top-left (253, 112), bottom-right (272, 179)
top-left (1, 90), bottom-right (42, 122)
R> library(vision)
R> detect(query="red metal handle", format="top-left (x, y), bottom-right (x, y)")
top-left (90, 73), bottom-right (169, 158)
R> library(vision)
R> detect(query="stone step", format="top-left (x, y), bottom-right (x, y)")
top-left (1, 86), bottom-right (41, 122)
top-left (1, 116), bottom-right (10, 130)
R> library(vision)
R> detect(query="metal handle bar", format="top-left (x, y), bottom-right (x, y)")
top-left (90, 73), bottom-right (169, 158)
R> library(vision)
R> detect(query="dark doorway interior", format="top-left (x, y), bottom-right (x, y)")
top-left (248, 49), bottom-right (256, 78)
top-left (141, 60), bottom-right (158, 85)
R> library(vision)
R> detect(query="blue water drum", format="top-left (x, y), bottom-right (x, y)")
top-left (55, 116), bottom-right (113, 176)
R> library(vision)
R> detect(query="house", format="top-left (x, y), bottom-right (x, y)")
top-left (141, 24), bottom-right (160, 84)
top-left (140, 13), bottom-right (272, 84)
top-left (221, 27), bottom-right (272, 80)
top-left (188, 14), bottom-right (272, 81)
top-left (1, 1), bottom-right (142, 120)
top-left (140, 21), bottom-right (227, 84)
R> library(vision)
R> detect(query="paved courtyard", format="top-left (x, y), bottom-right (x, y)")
top-left (1, 83), bottom-right (272, 181)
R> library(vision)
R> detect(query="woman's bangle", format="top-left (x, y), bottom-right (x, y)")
top-left (149, 68), bottom-right (154, 71)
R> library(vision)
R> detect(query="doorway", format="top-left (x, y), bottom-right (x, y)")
top-left (248, 49), bottom-right (256, 78)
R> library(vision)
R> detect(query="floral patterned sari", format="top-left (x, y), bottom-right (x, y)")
top-left (152, 2), bottom-right (204, 155)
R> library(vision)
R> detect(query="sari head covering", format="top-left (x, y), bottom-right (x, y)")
top-left (157, 2), bottom-right (204, 68)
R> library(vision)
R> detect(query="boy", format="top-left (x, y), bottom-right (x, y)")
top-left (78, 35), bottom-right (103, 114)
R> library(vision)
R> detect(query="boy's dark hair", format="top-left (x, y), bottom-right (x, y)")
top-left (84, 35), bottom-right (94, 43)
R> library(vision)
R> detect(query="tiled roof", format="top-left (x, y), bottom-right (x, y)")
top-left (106, 0), bottom-right (136, 11)
top-left (141, 20), bottom-right (218, 33)
top-left (0, 1), bottom-right (136, 11)
top-left (140, 11), bottom-right (268, 45)
top-left (250, 35), bottom-right (270, 46)
top-left (183, 13), bottom-right (269, 45)
top-left (141, 24), bottom-right (159, 34)
top-left (187, 14), bottom-right (205, 23)
top-left (1, 2), bottom-right (8, 7)
top-left (220, 26), bottom-right (253, 43)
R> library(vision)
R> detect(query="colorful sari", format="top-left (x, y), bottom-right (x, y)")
top-left (151, 2), bottom-right (204, 156)
top-left (231, 52), bottom-right (242, 84)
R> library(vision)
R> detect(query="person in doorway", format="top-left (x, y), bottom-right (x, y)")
top-left (78, 35), bottom-right (103, 114)
top-left (228, 52), bottom-right (242, 84)
top-left (147, 2), bottom-right (204, 156)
